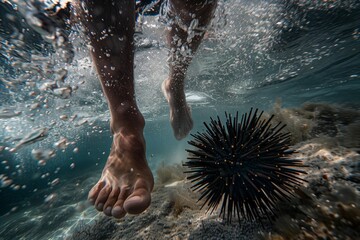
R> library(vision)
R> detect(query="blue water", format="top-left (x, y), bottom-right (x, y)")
top-left (0, 0), bottom-right (359, 239)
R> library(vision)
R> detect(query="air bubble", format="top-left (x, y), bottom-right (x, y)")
top-left (54, 138), bottom-right (68, 149)
top-left (44, 193), bottom-right (57, 204)
top-left (50, 178), bottom-right (60, 187)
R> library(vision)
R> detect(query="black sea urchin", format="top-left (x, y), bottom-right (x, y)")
top-left (184, 108), bottom-right (306, 224)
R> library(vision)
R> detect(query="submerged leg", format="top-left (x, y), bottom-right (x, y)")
top-left (162, 0), bottom-right (218, 140)
top-left (73, 0), bottom-right (154, 218)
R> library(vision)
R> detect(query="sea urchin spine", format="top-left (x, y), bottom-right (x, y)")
top-left (184, 108), bottom-right (306, 224)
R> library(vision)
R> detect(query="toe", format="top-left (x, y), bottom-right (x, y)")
top-left (95, 184), bottom-right (112, 211)
top-left (175, 130), bottom-right (184, 140)
top-left (88, 181), bottom-right (105, 205)
top-left (111, 201), bottom-right (126, 219)
top-left (111, 186), bottom-right (129, 218)
top-left (123, 180), bottom-right (151, 215)
top-left (123, 188), bottom-right (151, 214)
top-left (103, 187), bottom-right (120, 216)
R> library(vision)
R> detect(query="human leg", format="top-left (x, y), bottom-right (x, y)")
top-left (73, 0), bottom-right (154, 218)
top-left (162, 0), bottom-right (218, 140)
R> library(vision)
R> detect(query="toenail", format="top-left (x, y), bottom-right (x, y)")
top-left (111, 206), bottom-right (124, 217)
top-left (88, 198), bottom-right (95, 204)
top-left (113, 205), bottom-right (120, 210)
top-left (97, 203), bottom-right (104, 210)
top-left (104, 206), bottom-right (112, 215)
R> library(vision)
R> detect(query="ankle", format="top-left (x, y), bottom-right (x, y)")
top-left (110, 103), bottom-right (145, 134)
top-left (111, 117), bottom-right (145, 135)
top-left (164, 78), bottom-right (185, 96)
top-left (113, 130), bottom-right (145, 153)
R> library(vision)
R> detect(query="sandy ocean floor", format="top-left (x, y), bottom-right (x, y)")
top-left (1, 103), bottom-right (359, 240)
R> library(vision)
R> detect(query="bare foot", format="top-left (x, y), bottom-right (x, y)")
top-left (88, 130), bottom-right (154, 218)
top-left (162, 79), bottom-right (193, 140)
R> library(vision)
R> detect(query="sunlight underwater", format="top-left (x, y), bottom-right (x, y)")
top-left (0, 0), bottom-right (360, 239)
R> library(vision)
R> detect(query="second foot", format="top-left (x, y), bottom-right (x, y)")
top-left (162, 79), bottom-right (193, 140)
